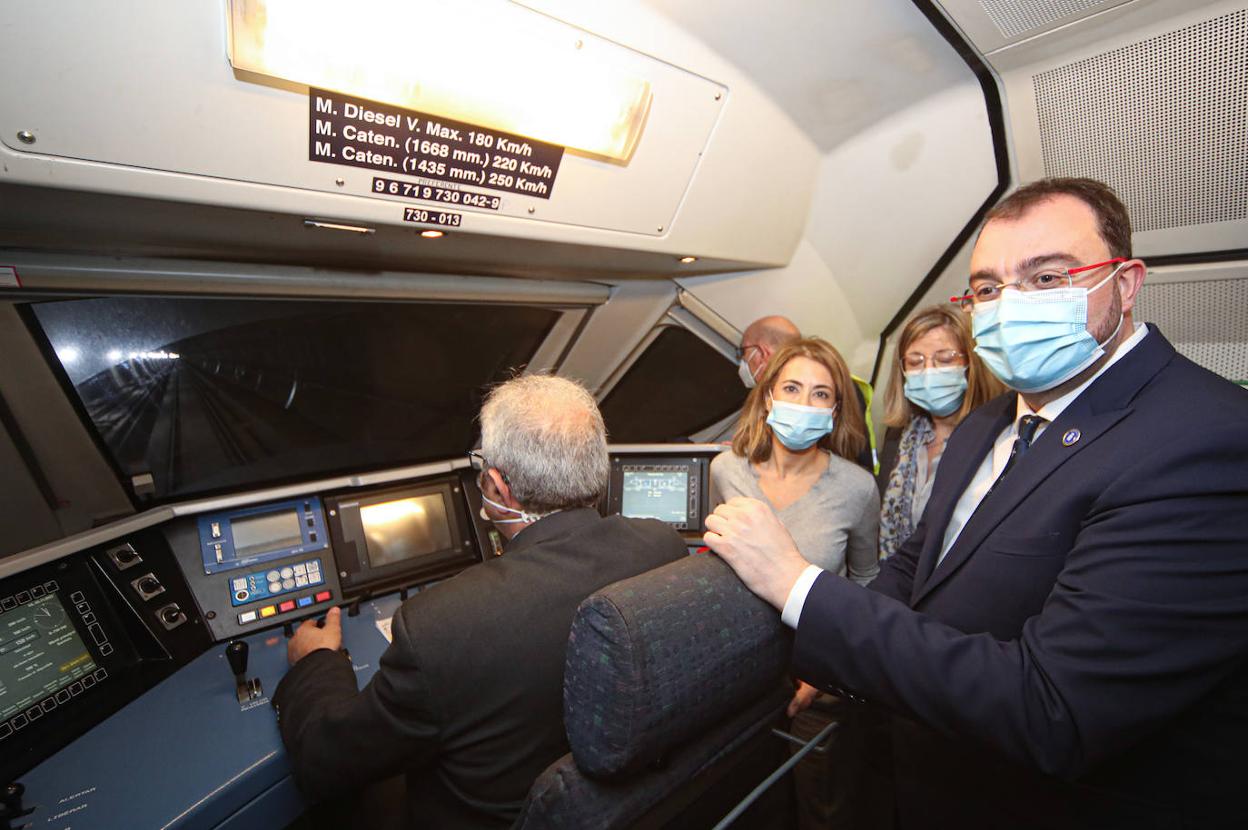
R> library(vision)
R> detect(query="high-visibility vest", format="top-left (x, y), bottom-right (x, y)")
top-left (851, 375), bottom-right (879, 474)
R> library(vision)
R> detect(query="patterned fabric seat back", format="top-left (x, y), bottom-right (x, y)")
top-left (514, 552), bottom-right (792, 829)
top-left (561, 552), bottom-right (791, 777)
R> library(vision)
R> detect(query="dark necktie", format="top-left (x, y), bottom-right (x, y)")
top-left (985, 415), bottom-right (1045, 498)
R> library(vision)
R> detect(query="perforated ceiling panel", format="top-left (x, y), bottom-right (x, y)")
top-left (1135, 277), bottom-right (1248, 384)
top-left (979, 0), bottom-right (1116, 39)
top-left (1034, 10), bottom-right (1248, 233)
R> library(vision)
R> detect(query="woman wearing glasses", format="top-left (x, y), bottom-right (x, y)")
top-left (877, 305), bottom-right (1003, 559)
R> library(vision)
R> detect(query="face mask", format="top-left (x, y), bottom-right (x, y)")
top-left (738, 357), bottom-right (757, 389)
top-left (766, 397), bottom-right (835, 451)
top-left (479, 493), bottom-right (548, 525)
top-left (971, 264), bottom-right (1126, 393)
top-left (903, 366), bottom-right (967, 417)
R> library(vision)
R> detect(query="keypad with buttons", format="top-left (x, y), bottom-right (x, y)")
top-left (229, 558), bottom-right (324, 607)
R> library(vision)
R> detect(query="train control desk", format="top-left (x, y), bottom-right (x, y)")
top-left (16, 595), bottom-right (402, 830)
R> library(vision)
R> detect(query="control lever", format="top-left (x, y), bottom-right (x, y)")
top-left (225, 641), bottom-right (263, 704)
top-left (0, 782), bottom-right (32, 830)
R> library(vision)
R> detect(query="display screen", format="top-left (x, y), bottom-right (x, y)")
top-left (621, 470), bottom-right (689, 524)
top-left (231, 510), bottom-right (304, 557)
top-left (0, 595), bottom-right (97, 720)
top-left (360, 494), bottom-right (454, 568)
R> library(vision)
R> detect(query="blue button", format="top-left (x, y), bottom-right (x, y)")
top-left (296, 596), bottom-right (313, 608)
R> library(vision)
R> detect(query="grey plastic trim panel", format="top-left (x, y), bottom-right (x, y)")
top-left (0, 457), bottom-right (471, 580)
top-left (526, 308), bottom-right (590, 374)
top-left (594, 324), bottom-right (665, 401)
top-left (665, 307), bottom-right (737, 361)
top-left (676, 288), bottom-right (743, 345)
top-left (0, 445), bottom-right (727, 579)
top-left (1, 251), bottom-right (610, 306)
top-left (606, 443), bottom-right (729, 454)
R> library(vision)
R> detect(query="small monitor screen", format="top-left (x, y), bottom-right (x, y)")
top-left (232, 510), bottom-right (304, 558)
top-left (0, 594), bottom-right (97, 720)
top-left (621, 470), bottom-right (689, 524)
top-left (360, 494), bottom-right (454, 568)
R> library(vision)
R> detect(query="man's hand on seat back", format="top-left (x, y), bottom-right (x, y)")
top-left (704, 497), bottom-right (810, 610)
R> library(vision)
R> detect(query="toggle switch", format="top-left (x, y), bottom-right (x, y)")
top-left (0, 781), bottom-right (32, 829)
top-left (131, 573), bottom-right (165, 601)
top-left (156, 602), bottom-right (187, 631)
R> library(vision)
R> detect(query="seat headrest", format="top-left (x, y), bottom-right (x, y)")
top-left (562, 552), bottom-right (791, 779)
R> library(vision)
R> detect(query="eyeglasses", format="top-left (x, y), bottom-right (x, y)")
top-left (467, 450), bottom-right (509, 485)
top-left (735, 344), bottom-right (761, 362)
top-left (901, 350), bottom-right (965, 371)
top-left (950, 257), bottom-right (1126, 311)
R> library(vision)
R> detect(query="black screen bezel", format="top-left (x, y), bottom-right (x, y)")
top-left (325, 476), bottom-right (478, 596)
top-left (606, 456), bottom-right (707, 534)
top-left (0, 556), bottom-right (140, 783)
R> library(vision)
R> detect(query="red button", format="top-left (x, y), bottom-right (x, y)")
top-left (278, 600), bottom-right (295, 613)
top-left (315, 591), bottom-right (332, 603)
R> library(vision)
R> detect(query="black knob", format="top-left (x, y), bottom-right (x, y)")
top-left (139, 577), bottom-right (160, 594)
top-left (161, 606), bottom-right (182, 625)
top-left (0, 782), bottom-right (22, 811)
top-left (225, 641), bottom-right (248, 680)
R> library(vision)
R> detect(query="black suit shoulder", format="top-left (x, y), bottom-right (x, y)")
top-left (393, 511), bottom-right (686, 644)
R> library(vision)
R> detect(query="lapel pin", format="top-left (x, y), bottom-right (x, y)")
top-left (1062, 428), bottom-right (1081, 446)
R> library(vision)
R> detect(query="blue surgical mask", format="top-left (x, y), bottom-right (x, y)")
top-left (766, 397), bottom-right (835, 451)
top-left (972, 265), bottom-right (1126, 393)
top-left (903, 366), bottom-right (967, 417)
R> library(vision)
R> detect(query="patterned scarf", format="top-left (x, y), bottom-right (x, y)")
top-left (879, 415), bottom-right (934, 560)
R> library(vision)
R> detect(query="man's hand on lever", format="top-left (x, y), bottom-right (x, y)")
top-left (703, 497), bottom-right (812, 611)
top-left (287, 606), bottom-right (343, 665)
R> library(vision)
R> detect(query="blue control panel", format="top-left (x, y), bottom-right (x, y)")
top-left (198, 497), bottom-right (329, 575)
top-left (18, 596), bottom-right (401, 830)
top-left (228, 558), bottom-right (325, 607)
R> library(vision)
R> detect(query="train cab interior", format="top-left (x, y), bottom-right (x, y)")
top-left (0, 1), bottom-right (1244, 828)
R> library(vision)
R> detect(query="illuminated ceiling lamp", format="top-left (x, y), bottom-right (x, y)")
top-left (226, 0), bottom-right (653, 162)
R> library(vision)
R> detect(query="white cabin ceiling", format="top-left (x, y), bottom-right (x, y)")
top-left (642, 0), bottom-right (972, 151)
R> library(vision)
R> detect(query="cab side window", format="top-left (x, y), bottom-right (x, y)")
top-left (599, 326), bottom-right (745, 443)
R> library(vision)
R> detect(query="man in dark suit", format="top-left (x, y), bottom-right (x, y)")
top-left (273, 375), bottom-right (686, 829)
top-left (705, 178), bottom-right (1248, 828)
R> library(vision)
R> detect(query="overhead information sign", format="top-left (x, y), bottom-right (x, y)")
top-left (308, 89), bottom-right (564, 203)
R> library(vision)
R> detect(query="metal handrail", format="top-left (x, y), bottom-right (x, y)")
top-left (710, 720), bottom-right (839, 830)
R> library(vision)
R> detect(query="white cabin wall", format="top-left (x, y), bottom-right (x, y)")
top-left (664, 1), bottom-right (997, 382)
top-left (675, 77), bottom-right (993, 379)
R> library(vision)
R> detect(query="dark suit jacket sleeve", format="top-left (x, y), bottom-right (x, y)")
top-left (273, 605), bottom-right (440, 798)
top-left (795, 422), bottom-right (1248, 779)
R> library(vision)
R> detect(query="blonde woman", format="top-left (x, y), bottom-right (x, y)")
top-left (877, 305), bottom-right (1004, 559)
top-left (709, 336), bottom-right (879, 586)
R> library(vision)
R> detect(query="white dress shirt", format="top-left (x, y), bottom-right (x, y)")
top-left (781, 323), bottom-right (1151, 628)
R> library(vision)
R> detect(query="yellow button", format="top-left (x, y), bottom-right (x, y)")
top-left (259, 606), bottom-right (277, 618)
